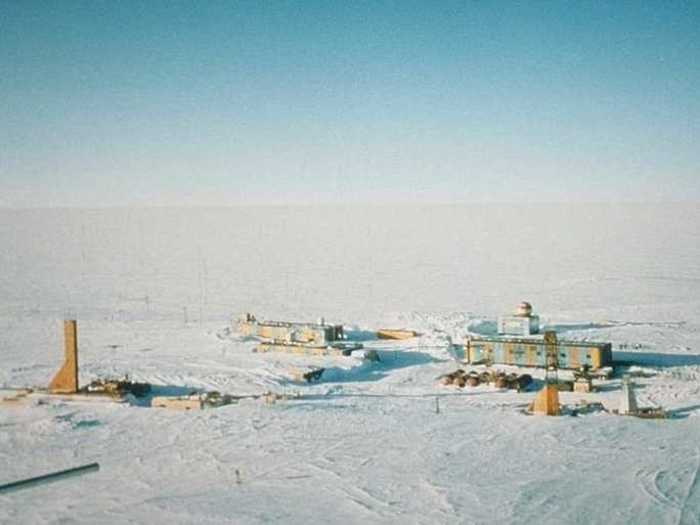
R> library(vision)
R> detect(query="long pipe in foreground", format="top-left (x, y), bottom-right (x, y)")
top-left (0, 462), bottom-right (99, 495)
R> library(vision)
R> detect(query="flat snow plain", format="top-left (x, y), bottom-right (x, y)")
top-left (1, 204), bottom-right (699, 524)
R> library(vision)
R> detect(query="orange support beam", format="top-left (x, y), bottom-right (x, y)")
top-left (48, 320), bottom-right (79, 394)
top-left (531, 384), bottom-right (560, 416)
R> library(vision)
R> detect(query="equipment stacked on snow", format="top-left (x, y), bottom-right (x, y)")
top-left (85, 376), bottom-right (151, 399)
top-left (441, 369), bottom-right (533, 392)
top-left (237, 312), bottom-right (363, 355)
top-left (151, 391), bottom-right (236, 411)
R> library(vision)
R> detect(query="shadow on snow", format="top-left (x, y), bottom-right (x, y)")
top-left (321, 350), bottom-right (437, 384)
top-left (614, 351), bottom-right (700, 368)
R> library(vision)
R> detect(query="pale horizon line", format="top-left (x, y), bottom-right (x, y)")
top-left (1, 199), bottom-right (698, 211)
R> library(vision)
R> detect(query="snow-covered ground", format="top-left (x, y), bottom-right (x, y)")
top-left (1, 204), bottom-right (699, 524)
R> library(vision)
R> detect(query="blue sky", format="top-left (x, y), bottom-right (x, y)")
top-left (1, 1), bottom-right (698, 206)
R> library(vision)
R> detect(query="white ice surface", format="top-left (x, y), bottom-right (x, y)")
top-left (1, 204), bottom-right (699, 524)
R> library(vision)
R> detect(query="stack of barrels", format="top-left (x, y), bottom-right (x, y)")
top-left (441, 370), bottom-right (533, 392)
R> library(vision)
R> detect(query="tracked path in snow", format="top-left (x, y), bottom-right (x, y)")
top-left (677, 449), bottom-right (700, 525)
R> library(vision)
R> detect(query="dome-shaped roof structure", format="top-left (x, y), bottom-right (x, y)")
top-left (515, 301), bottom-right (533, 317)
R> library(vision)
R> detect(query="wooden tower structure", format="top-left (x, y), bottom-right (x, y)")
top-left (531, 330), bottom-right (561, 415)
top-left (48, 320), bottom-right (79, 394)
